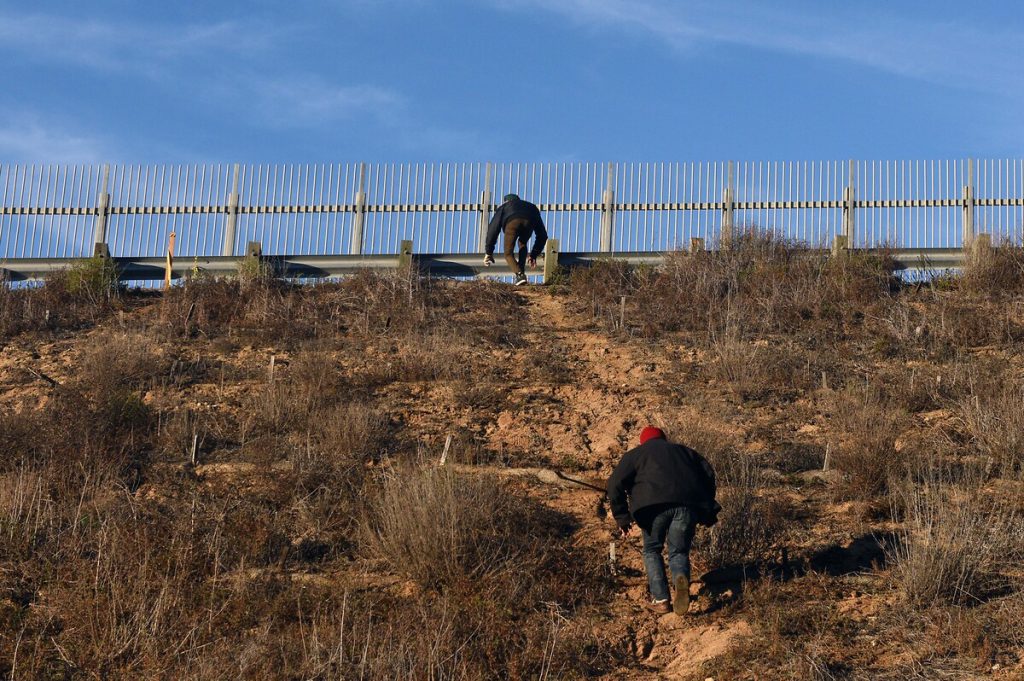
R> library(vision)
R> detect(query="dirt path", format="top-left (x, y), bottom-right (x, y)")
top-left (489, 289), bottom-right (665, 473)
top-left (490, 289), bottom-right (750, 679)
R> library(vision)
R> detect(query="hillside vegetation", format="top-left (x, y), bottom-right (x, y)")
top-left (2, 236), bottom-right (1023, 679)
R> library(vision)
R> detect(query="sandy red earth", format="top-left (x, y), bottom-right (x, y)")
top-left (2, 284), bottom-right (1021, 679)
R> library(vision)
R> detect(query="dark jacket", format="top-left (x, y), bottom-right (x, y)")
top-left (485, 198), bottom-right (548, 258)
top-left (606, 438), bottom-right (717, 530)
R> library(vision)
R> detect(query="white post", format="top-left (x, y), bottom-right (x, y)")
top-left (478, 162), bottom-right (492, 252)
top-left (600, 163), bottom-right (616, 252)
top-left (93, 164), bottom-right (111, 252)
top-left (962, 158), bottom-right (975, 248)
top-left (222, 163), bottom-right (240, 257)
top-left (721, 160), bottom-right (735, 247)
top-left (351, 163), bottom-right (367, 255)
top-left (842, 160), bottom-right (855, 249)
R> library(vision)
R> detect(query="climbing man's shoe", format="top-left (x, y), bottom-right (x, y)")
top-left (646, 599), bottom-right (671, 615)
top-left (673, 575), bottom-right (690, 615)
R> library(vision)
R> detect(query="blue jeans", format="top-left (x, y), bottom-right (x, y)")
top-left (639, 505), bottom-right (696, 602)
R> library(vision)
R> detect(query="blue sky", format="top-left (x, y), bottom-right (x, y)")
top-left (2, 0), bottom-right (1023, 163)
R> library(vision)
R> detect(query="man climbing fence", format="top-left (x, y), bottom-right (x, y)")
top-left (483, 193), bottom-right (548, 286)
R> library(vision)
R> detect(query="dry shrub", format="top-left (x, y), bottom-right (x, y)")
top-left (288, 401), bottom-right (391, 549)
top-left (287, 583), bottom-right (616, 681)
top-left (872, 293), bottom-right (1024, 357)
top-left (567, 259), bottom-right (654, 330)
top-left (365, 465), bottom-right (562, 589)
top-left (244, 350), bottom-right (346, 436)
top-left (156, 270), bottom-right (526, 351)
top-left (826, 386), bottom-right (911, 500)
top-left (704, 329), bottom-right (820, 402)
top-left (700, 455), bottom-right (787, 569)
top-left (961, 242), bottom-right (1024, 296)
top-left (570, 230), bottom-right (898, 341)
top-left (387, 331), bottom-right (477, 383)
top-left (889, 470), bottom-right (1023, 607)
top-left (714, 574), bottom-right (856, 680)
top-left (956, 372), bottom-right (1024, 477)
top-left (359, 465), bottom-right (614, 678)
top-left (0, 259), bottom-right (123, 340)
top-left (638, 229), bottom-right (897, 339)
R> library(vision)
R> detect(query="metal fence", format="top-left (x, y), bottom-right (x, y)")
top-left (1, 160), bottom-right (1023, 263)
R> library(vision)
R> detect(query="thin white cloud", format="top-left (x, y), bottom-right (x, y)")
top-left (235, 74), bottom-right (491, 155)
top-left (0, 117), bottom-right (107, 163)
top-left (250, 78), bottom-right (405, 128)
top-left (0, 11), bottom-right (275, 74)
top-left (488, 0), bottom-right (1024, 97)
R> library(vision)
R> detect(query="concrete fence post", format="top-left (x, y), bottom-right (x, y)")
top-left (245, 240), bottom-right (262, 261)
top-left (842, 160), bottom-right (855, 249)
top-left (962, 159), bottom-right (975, 249)
top-left (542, 237), bottom-right (560, 285)
top-left (478, 162), bottom-right (493, 252)
top-left (721, 161), bottom-right (735, 247)
top-left (971, 232), bottom-right (991, 258)
top-left (93, 164), bottom-right (111, 255)
top-left (599, 163), bottom-right (616, 252)
top-left (351, 163), bottom-right (368, 255)
top-left (398, 239), bottom-right (414, 270)
top-left (223, 163), bottom-right (241, 257)
top-left (832, 234), bottom-right (849, 256)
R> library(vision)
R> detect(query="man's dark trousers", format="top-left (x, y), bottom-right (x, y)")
top-left (502, 217), bottom-right (530, 274)
top-left (637, 504), bottom-right (696, 602)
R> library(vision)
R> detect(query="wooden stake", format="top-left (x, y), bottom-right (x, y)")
top-left (619, 295), bottom-right (626, 330)
top-left (608, 541), bottom-right (618, 576)
top-left (268, 355), bottom-right (276, 383)
top-left (439, 434), bottom-right (453, 466)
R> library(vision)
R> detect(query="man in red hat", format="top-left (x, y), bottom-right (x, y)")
top-left (607, 426), bottom-right (719, 615)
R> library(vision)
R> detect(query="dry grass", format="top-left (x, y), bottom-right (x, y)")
top-left (888, 469), bottom-right (1023, 607)
top-left (364, 465), bottom-right (559, 589)
top-left (570, 229), bottom-right (898, 342)
top-left (825, 386), bottom-right (911, 500)
top-left (961, 242), bottom-right (1024, 297)
top-left (956, 372), bottom-right (1024, 477)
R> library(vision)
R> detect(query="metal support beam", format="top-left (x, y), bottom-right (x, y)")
top-left (0, 247), bottom-right (978, 283)
top-left (600, 163), bottom-right (616, 252)
top-left (542, 238), bottom-right (560, 285)
top-left (223, 164), bottom-right (241, 257)
top-left (93, 164), bottom-right (111, 248)
top-left (351, 163), bottom-right (368, 255)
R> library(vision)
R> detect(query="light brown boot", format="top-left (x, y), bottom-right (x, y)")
top-left (673, 575), bottom-right (690, 615)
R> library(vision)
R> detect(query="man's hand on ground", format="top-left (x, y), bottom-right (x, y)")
top-left (615, 524), bottom-right (634, 539)
top-left (527, 256), bottom-right (537, 269)
top-left (483, 254), bottom-right (495, 267)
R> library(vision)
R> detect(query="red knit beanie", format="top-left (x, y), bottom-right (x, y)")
top-left (639, 426), bottom-right (665, 445)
